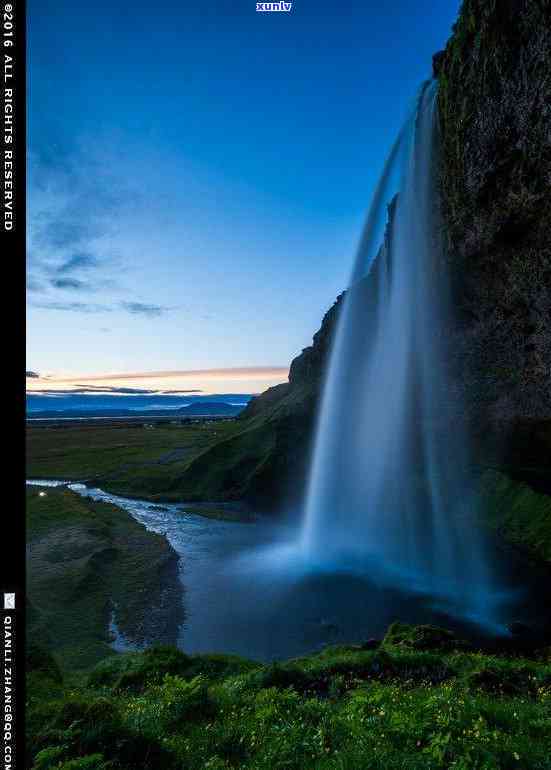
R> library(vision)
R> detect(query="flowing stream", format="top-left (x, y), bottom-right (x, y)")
top-left (27, 479), bottom-right (548, 661)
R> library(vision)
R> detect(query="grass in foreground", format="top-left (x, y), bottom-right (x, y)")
top-left (27, 623), bottom-right (551, 770)
top-left (26, 486), bottom-right (182, 671)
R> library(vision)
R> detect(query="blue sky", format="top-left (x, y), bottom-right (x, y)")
top-left (27, 0), bottom-right (460, 389)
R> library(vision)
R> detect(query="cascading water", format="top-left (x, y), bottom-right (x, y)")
top-left (301, 80), bottom-right (497, 619)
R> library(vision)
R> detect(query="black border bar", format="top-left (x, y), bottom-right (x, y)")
top-left (2, 0), bottom-right (26, 767)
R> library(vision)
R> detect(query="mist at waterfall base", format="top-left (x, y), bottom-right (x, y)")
top-left (233, 79), bottom-right (516, 641)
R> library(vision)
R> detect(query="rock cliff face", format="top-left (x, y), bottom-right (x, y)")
top-left (437, 0), bottom-right (550, 425)
top-left (242, 292), bottom-right (342, 426)
top-left (180, 0), bottom-right (550, 516)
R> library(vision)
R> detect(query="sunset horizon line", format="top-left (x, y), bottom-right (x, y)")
top-left (25, 366), bottom-right (290, 394)
top-left (26, 366), bottom-right (289, 382)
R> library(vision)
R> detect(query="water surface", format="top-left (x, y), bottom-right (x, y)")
top-left (27, 480), bottom-right (550, 661)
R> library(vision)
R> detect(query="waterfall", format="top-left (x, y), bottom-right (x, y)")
top-left (301, 81), bottom-right (495, 615)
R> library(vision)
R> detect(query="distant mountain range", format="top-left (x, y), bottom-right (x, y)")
top-left (176, 402), bottom-right (241, 416)
top-left (26, 393), bottom-right (251, 420)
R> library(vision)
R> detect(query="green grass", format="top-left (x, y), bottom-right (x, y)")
top-left (26, 486), bottom-right (182, 672)
top-left (165, 418), bottom-right (277, 501)
top-left (27, 625), bottom-right (551, 770)
top-left (25, 417), bottom-right (284, 508)
top-left (26, 421), bottom-right (241, 501)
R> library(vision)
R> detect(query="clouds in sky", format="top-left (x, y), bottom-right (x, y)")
top-left (26, 124), bottom-right (356, 377)
top-left (27, 0), bottom-right (461, 380)
top-left (27, 140), bottom-right (169, 316)
top-left (121, 301), bottom-right (173, 318)
top-left (29, 300), bottom-right (111, 313)
top-left (25, 367), bottom-right (290, 397)
top-left (30, 299), bottom-right (174, 317)
top-left (50, 277), bottom-right (88, 291)
top-left (58, 253), bottom-right (101, 273)
top-left (26, 384), bottom-right (203, 395)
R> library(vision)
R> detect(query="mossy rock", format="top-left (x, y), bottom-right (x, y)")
top-left (295, 646), bottom-right (454, 691)
top-left (88, 646), bottom-right (257, 693)
top-left (383, 622), bottom-right (469, 651)
top-left (247, 662), bottom-right (312, 693)
top-left (182, 652), bottom-right (259, 681)
top-left (88, 645), bottom-right (191, 691)
top-left (479, 470), bottom-right (551, 563)
top-left (466, 660), bottom-right (551, 697)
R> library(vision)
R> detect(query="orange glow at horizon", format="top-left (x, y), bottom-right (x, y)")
top-left (26, 366), bottom-right (289, 395)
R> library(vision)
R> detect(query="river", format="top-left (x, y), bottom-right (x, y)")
top-left (27, 479), bottom-right (550, 661)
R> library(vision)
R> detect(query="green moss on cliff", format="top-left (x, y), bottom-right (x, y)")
top-left (480, 471), bottom-right (551, 563)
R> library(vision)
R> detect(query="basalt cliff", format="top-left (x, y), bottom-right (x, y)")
top-left (436, 0), bottom-right (551, 479)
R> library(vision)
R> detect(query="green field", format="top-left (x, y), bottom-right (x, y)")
top-left (26, 420), bottom-right (241, 501)
top-left (26, 485), bottom-right (183, 672)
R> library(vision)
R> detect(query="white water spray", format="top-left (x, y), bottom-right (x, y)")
top-left (301, 81), bottom-right (496, 615)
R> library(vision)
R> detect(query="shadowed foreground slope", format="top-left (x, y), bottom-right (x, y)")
top-left (27, 622), bottom-right (551, 770)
